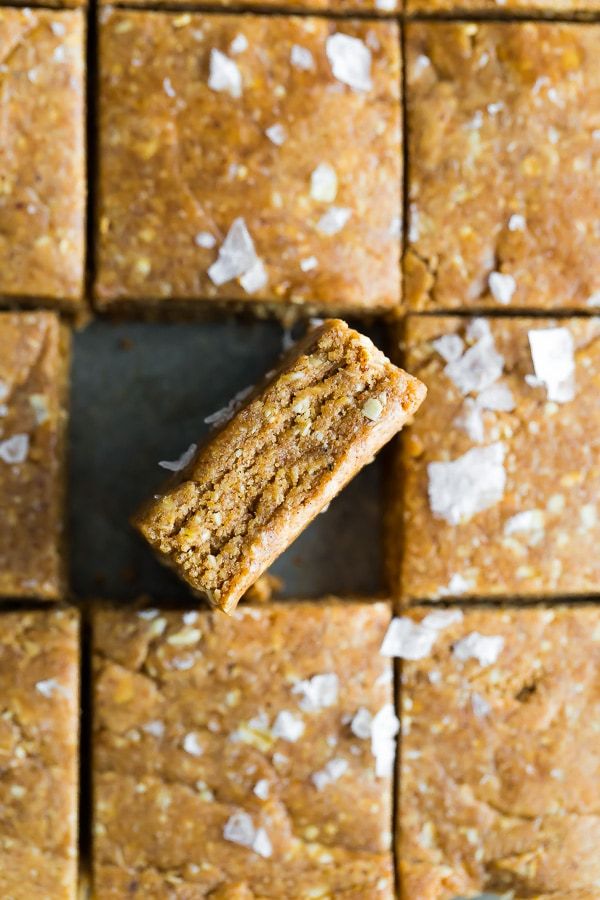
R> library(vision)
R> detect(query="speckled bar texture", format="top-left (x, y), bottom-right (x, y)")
top-left (95, 11), bottom-right (402, 317)
top-left (387, 315), bottom-right (600, 604)
top-left (0, 609), bottom-right (80, 900)
top-left (0, 10), bottom-right (86, 308)
top-left (92, 601), bottom-right (396, 898)
top-left (394, 606), bottom-right (600, 899)
top-left (0, 312), bottom-right (70, 601)
top-left (404, 22), bottom-right (600, 314)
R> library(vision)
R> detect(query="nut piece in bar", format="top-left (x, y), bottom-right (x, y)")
top-left (0, 609), bottom-right (80, 899)
top-left (394, 606), bottom-right (600, 899)
top-left (0, 10), bottom-right (86, 308)
top-left (388, 315), bottom-right (600, 604)
top-left (405, 22), bottom-right (600, 313)
top-left (92, 600), bottom-right (396, 897)
top-left (0, 312), bottom-right (70, 601)
top-left (96, 11), bottom-right (402, 316)
top-left (134, 319), bottom-right (426, 613)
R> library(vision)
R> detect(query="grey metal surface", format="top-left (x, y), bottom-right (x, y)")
top-left (69, 317), bottom-right (385, 604)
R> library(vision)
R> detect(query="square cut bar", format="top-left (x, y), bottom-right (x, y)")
top-left (0, 609), bottom-right (80, 899)
top-left (0, 10), bottom-right (85, 308)
top-left (404, 22), bottom-right (600, 313)
top-left (95, 11), bottom-right (402, 317)
top-left (387, 315), bottom-right (600, 604)
top-left (92, 600), bottom-right (396, 898)
top-left (395, 606), bottom-right (600, 899)
top-left (134, 319), bottom-right (426, 613)
top-left (0, 312), bottom-right (70, 600)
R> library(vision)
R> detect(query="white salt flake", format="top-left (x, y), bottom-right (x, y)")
top-left (265, 124), bottom-right (287, 146)
top-left (272, 710), bottom-right (305, 742)
top-left (439, 573), bottom-right (473, 598)
top-left (253, 779), bottom-right (270, 800)
top-left (292, 674), bottom-right (338, 712)
top-left (163, 77), bottom-right (176, 98)
top-left (51, 21), bottom-right (66, 36)
top-left (182, 732), bottom-right (204, 757)
top-left (380, 618), bottom-right (438, 660)
top-left (195, 231), bottom-right (216, 249)
top-left (0, 433), bottom-right (29, 465)
top-left (454, 399), bottom-right (485, 443)
top-left (488, 271), bottom-right (516, 305)
top-left (371, 704), bottom-right (399, 777)
top-left (413, 54), bottom-right (431, 78)
top-left (375, 0), bottom-right (397, 9)
top-left (158, 442), bottom-right (197, 472)
top-left (466, 318), bottom-right (491, 343)
top-left (326, 33), bottom-right (372, 93)
top-left (300, 256), bottom-right (318, 272)
top-left (290, 44), bottom-right (314, 71)
top-left (142, 720), bottom-right (165, 738)
top-left (444, 335), bottom-right (504, 395)
top-left (528, 327), bottom-right (576, 403)
top-left (204, 384), bottom-right (254, 428)
top-left (310, 163), bottom-right (338, 203)
top-left (587, 290), bottom-right (600, 308)
top-left (208, 218), bottom-right (259, 287)
top-left (35, 678), bottom-right (67, 699)
top-left (316, 207), bottom-right (351, 236)
top-left (252, 827), bottom-right (272, 858)
top-left (432, 333), bottom-right (464, 363)
top-left (453, 632), bottom-right (504, 667)
top-left (508, 213), bottom-right (526, 232)
top-left (350, 707), bottom-right (373, 740)
top-left (471, 692), bottom-right (491, 718)
top-left (312, 757), bottom-right (349, 791)
top-left (239, 258), bottom-right (268, 295)
top-left (477, 382), bottom-right (515, 412)
top-left (421, 609), bottom-right (464, 630)
top-left (208, 48), bottom-right (242, 99)
top-left (428, 443), bottom-right (506, 525)
top-left (224, 810), bottom-right (270, 857)
top-left (230, 34), bottom-right (248, 54)
top-left (388, 215), bottom-right (402, 239)
top-left (504, 509), bottom-right (545, 536)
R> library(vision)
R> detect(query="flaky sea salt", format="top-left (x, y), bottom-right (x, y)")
top-left (292, 673), bottom-right (338, 712)
top-left (439, 573), bottom-right (473, 598)
top-left (504, 509), bottom-right (545, 536)
top-left (208, 218), bottom-right (266, 292)
top-left (229, 33), bottom-right (248, 54)
top-left (380, 618), bottom-right (436, 660)
top-left (290, 44), bottom-right (314, 71)
top-left (488, 271), bottom-right (516, 305)
top-left (528, 327), bottom-right (575, 403)
top-left (239, 258), bottom-right (268, 294)
top-left (182, 732), bottom-right (204, 756)
top-left (421, 609), bottom-right (464, 630)
top-left (312, 757), bottom-right (349, 790)
top-left (253, 779), bottom-right (269, 800)
top-left (350, 707), bottom-right (373, 740)
top-left (272, 710), bottom-right (305, 742)
top-left (432, 333), bottom-right (464, 363)
top-left (35, 678), bottom-right (66, 699)
top-left (471, 692), bottom-right (491, 718)
top-left (0, 434), bottom-right (29, 465)
top-left (428, 443), bottom-right (506, 525)
top-left (158, 442), bottom-right (197, 472)
top-left (476, 382), bottom-right (515, 412)
top-left (310, 163), bottom-right (338, 203)
top-left (453, 632), bottom-right (504, 667)
top-left (508, 213), bottom-right (526, 232)
top-left (444, 334), bottom-right (504, 395)
top-left (316, 207), bottom-right (351, 236)
top-left (326, 33), bottom-right (372, 92)
top-left (208, 48), bottom-right (242, 99)
top-left (266, 123), bottom-right (287, 146)
top-left (195, 231), bottom-right (216, 249)
top-left (223, 811), bottom-right (272, 858)
top-left (371, 704), bottom-right (399, 777)
top-left (300, 256), bottom-right (318, 272)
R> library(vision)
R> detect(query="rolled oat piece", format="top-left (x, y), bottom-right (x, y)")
top-left (133, 319), bottom-right (426, 612)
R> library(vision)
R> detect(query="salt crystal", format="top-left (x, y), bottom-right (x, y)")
top-left (350, 707), bottom-right (373, 740)
top-left (239, 258), bottom-right (268, 295)
top-left (252, 827), bottom-right (272, 858)
top-left (224, 810), bottom-right (270, 857)
top-left (272, 710), bottom-right (305, 742)
top-left (158, 442), bottom-right (197, 472)
top-left (466, 318), bottom-right (491, 343)
top-left (508, 213), bottom-right (526, 232)
top-left (439, 573), bottom-right (473, 597)
top-left (310, 163), bottom-right (338, 203)
top-left (388, 215), bottom-right (402, 239)
top-left (163, 77), bottom-right (176, 98)
top-left (454, 399), bottom-right (485, 443)
top-left (51, 21), bottom-right (66, 36)
top-left (0, 434), bottom-right (29, 465)
top-left (528, 327), bottom-right (575, 403)
top-left (230, 34), bottom-right (248, 54)
top-left (326, 33), bottom-right (372, 93)
top-left (35, 678), bottom-right (65, 699)
top-left (375, 0), bottom-right (396, 9)
top-left (471, 693), bottom-right (491, 718)
top-left (444, 335), bottom-right (504, 395)
top-left (208, 218), bottom-right (259, 286)
top-left (312, 757), bottom-right (349, 791)
top-left (183, 732), bottom-right (203, 756)
top-left (432, 333), bottom-right (464, 363)
top-left (195, 231), bottom-right (216, 249)
top-left (476, 382), bottom-right (515, 412)
top-left (380, 618), bottom-right (438, 660)
top-left (488, 271), bottom-right (516, 305)
top-left (453, 632), bottom-right (504, 667)
top-left (253, 779), bottom-right (269, 800)
top-left (504, 509), bottom-right (545, 536)
top-left (587, 291), bottom-right (600, 308)
top-left (421, 609), bottom-right (464, 630)
top-left (142, 720), bottom-right (165, 738)
top-left (292, 673), bottom-right (338, 712)
top-left (290, 44), bottom-right (314, 71)
top-left (316, 207), bottom-right (351, 236)
top-left (370, 704), bottom-right (399, 777)
top-left (265, 124), bottom-right (287, 147)
top-left (208, 48), bottom-right (242, 99)
top-left (428, 443), bottom-right (506, 525)
top-left (300, 256), bottom-right (318, 272)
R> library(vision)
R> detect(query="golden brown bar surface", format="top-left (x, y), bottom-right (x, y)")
top-left (134, 320), bottom-right (426, 613)
top-left (0, 312), bottom-right (70, 601)
top-left (404, 22), bottom-right (600, 314)
top-left (396, 606), bottom-right (600, 899)
top-left (388, 315), bottom-right (600, 604)
top-left (95, 11), bottom-right (402, 317)
top-left (93, 600), bottom-right (395, 898)
top-left (0, 10), bottom-right (86, 308)
top-left (407, 0), bottom-right (600, 13)
top-left (0, 608), bottom-right (80, 900)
